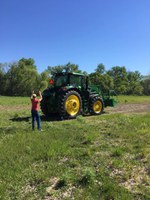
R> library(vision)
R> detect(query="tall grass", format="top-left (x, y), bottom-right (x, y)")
top-left (0, 96), bottom-right (150, 199)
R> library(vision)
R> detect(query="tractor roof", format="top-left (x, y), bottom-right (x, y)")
top-left (54, 72), bottom-right (86, 76)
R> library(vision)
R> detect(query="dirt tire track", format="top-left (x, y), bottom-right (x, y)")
top-left (0, 105), bottom-right (30, 112)
top-left (105, 103), bottom-right (150, 114)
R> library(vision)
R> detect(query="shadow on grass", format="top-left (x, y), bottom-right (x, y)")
top-left (41, 114), bottom-right (61, 122)
top-left (10, 114), bottom-right (61, 122)
top-left (10, 116), bottom-right (30, 122)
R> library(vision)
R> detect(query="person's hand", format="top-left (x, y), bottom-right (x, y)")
top-left (31, 90), bottom-right (34, 99)
top-left (39, 91), bottom-right (41, 96)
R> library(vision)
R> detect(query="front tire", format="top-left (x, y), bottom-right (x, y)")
top-left (89, 96), bottom-right (104, 115)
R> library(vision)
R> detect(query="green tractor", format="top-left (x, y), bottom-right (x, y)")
top-left (40, 72), bottom-right (116, 119)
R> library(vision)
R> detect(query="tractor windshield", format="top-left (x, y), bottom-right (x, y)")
top-left (70, 74), bottom-right (82, 87)
top-left (54, 75), bottom-right (67, 87)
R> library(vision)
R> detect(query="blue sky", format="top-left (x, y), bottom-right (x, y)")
top-left (0, 0), bottom-right (150, 75)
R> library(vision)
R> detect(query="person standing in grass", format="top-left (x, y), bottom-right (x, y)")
top-left (30, 90), bottom-right (43, 131)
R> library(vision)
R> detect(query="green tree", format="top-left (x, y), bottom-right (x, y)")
top-left (95, 63), bottom-right (105, 74)
top-left (47, 65), bottom-right (64, 75)
top-left (5, 58), bottom-right (40, 96)
top-left (47, 62), bottom-right (83, 75)
top-left (18, 58), bottom-right (37, 70)
top-left (0, 63), bottom-right (5, 95)
top-left (107, 66), bottom-right (128, 94)
top-left (127, 71), bottom-right (143, 95)
top-left (142, 76), bottom-right (150, 95)
top-left (89, 64), bottom-right (113, 92)
top-left (38, 71), bottom-right (50, 91)
top-left (64, 62), bottom-right (82, 73)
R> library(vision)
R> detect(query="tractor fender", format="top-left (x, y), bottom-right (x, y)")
top-left (61, 87), bottom-right (82, 98)
top-left (89, 94), bottom-right (99, 99)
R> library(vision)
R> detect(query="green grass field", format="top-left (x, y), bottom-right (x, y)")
top-left (117, 95), bottom-right (150, 104)
top-left (0, 96), bottom-right (150, 200)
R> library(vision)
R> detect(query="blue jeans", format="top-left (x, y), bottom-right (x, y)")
top-left (31, 109), bottom-right (41, 130)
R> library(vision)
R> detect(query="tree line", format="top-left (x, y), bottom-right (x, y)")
top-left (0, 58), bottom-right (150, 96)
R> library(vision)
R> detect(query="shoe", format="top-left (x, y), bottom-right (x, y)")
top-left (39, 129), bottom-right (43, 131)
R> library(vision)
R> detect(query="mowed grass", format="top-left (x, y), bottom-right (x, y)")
top-left (0, 96), bottom-right (150, 200)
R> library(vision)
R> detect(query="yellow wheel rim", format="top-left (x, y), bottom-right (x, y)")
top-left (65, 95), bottom-right (80, 116)
top-left (93, 100), bottom-right (102, 113)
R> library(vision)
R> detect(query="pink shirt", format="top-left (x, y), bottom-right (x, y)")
top-left (31, 98), bottom-right (40, 111)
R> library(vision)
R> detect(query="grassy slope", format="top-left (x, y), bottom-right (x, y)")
top-left (0, 96), bottom-right (150, 200)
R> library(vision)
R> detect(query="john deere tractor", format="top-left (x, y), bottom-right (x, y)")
top-left (40, 72), bottom-right (116, 119)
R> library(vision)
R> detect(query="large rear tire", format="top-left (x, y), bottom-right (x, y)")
top-left (58, 90), bottom-right (82, 119)
top-left (89, 96), bottom-right (104, 115)
top-left (40, 100), bottom-right (56, 117)
top-left (40, 100), bottom-right (49, 116)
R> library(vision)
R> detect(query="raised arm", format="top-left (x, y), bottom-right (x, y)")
top-left (38, 91), bottom-right (42, 101)
top-left (30, 90), bottom-right (34, 99)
